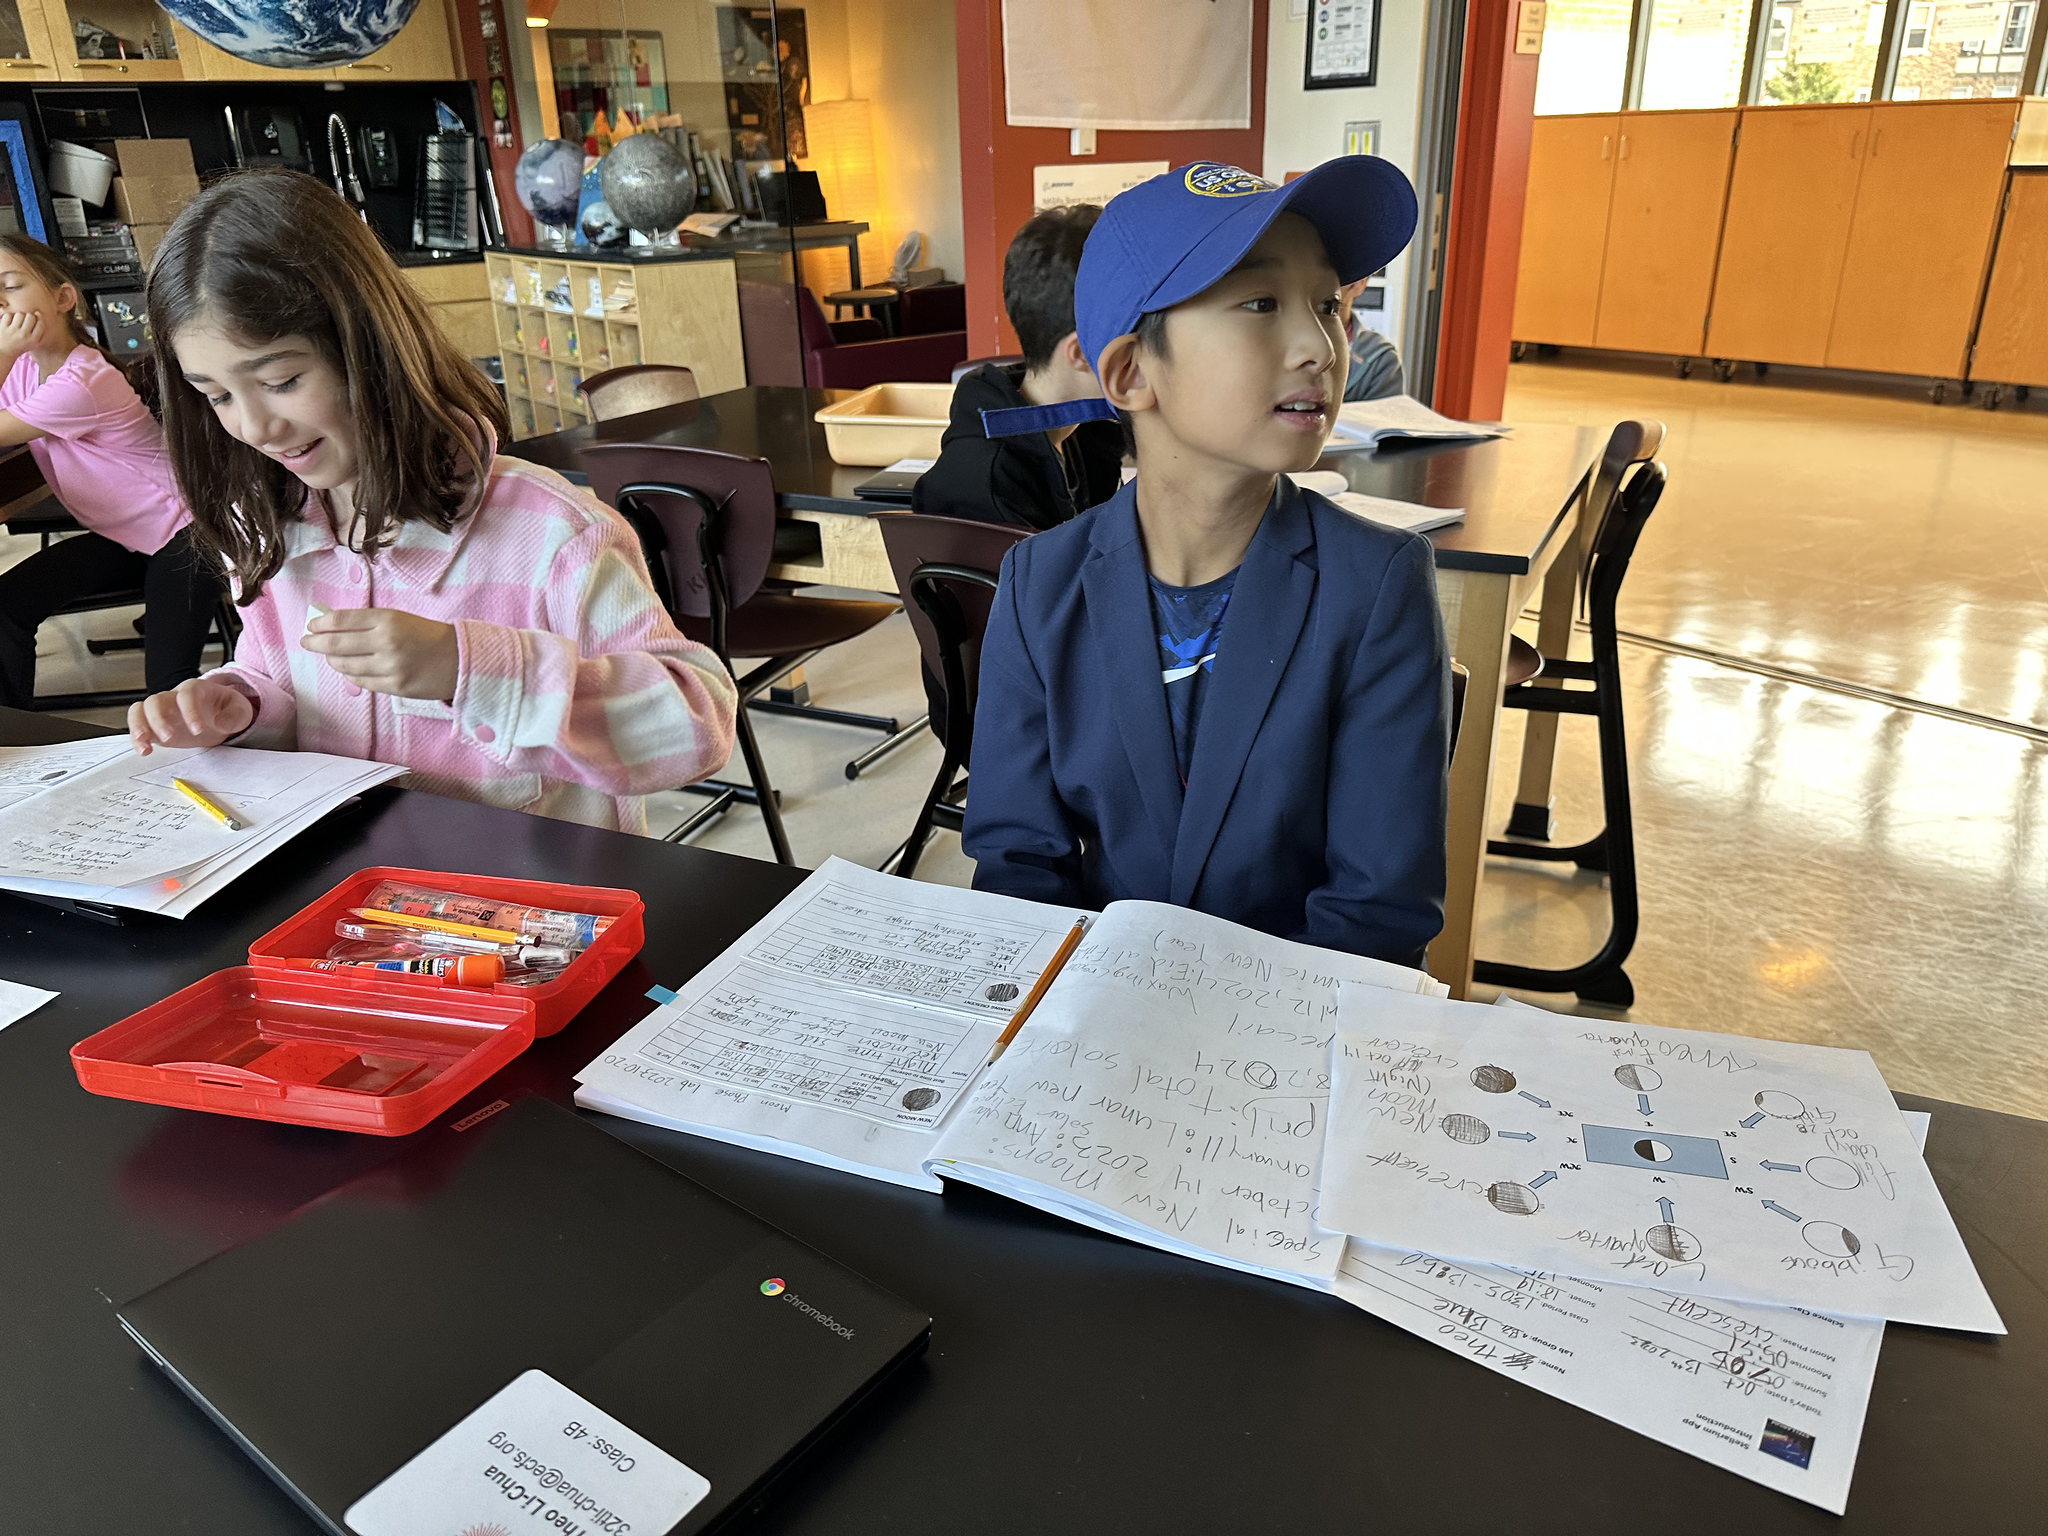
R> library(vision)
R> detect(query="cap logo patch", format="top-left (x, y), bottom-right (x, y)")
top-left (1183, 163), bottom-right (1274, 198)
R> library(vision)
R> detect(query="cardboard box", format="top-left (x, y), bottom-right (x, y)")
top-left (111, 174), bottom-right (199, 227)
top-left (130, 223), bottom-right (168, 267)
top-left (110, 138), bottom-right (195, 181)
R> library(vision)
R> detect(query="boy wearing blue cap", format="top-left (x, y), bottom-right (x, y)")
top-left (960, 159), bottom-right (1450, 967)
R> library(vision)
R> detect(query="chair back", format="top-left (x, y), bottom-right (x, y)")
top-left (1577, 419), bottom-right (1664, 617)
top-left (1448, 660), bottom-right (1469, 760)
top-left (876, 514), bottom-right (1029, 761)
top-left (577, 442), bottom-right (780, 651)
top-left (736, 280), bottom-right (805, 387)
top-left (1585, 460), bottom-right (1665, 633)
top-left (952, 353), bottom-right (1024, 383)
top-left (577, 364), bottom-right (700, 420)
top-left (899, 283), bottom-right (966, 336)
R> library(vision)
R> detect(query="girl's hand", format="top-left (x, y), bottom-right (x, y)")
top-left (128, 677), bottom-right (255, 754)
top-left (0, 309), bottom-right (43, 362)
top-left (304, 607), bottom-right (459, 701)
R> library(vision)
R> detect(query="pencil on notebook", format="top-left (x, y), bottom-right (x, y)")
top-left (986, 916), bottom-right (1090, 1066)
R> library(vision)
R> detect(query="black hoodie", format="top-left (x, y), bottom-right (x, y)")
top-left (911, 363), bottom-right (1124, 530)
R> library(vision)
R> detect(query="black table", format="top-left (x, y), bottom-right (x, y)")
top-left (2, 705), bottom-right (2041, 1534)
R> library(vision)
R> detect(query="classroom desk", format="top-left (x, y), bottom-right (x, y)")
top-left (1, 705), bottom-right (2041, 1535)
top-left (509, 389), bottom-right (1602, 997)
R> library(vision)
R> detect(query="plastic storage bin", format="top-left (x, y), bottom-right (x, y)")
top-left (71, 868), bottom-right (644, 1135)
top-left (48, 141), bottom-right (116, 205)
top-left (814, 383), bottom-right (956, 466)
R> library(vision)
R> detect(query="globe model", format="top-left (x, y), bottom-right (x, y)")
top-left (157, 0), bottom-right (420, 67)
top-left (600, 135), bottom-right (697, 236)
top-left (514, 139), bottom-right (583, 229)
top-left (579, 200), bottom-right (627, 248)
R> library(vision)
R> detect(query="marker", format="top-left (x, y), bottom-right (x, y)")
top-left (172, 777), bottom-right (244, 831)
top-left (347, 907), bottom-right (523, 944)
top-left (985, 916), bottom-right (1090, 1067)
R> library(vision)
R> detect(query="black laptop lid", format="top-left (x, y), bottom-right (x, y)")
top-left (117, 1096), bottom-right (930, 1535)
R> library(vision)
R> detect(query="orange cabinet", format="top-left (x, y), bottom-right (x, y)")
top-left (1706, 106), bottom-right (1869, 369)
top-left (1971, 173), bottom-right (2048, 389)
top-left (1824, 101), bottom-right (2021, 379)
top-left (1593, 109), bottom-right (1738, 356)
top-left (1512, 114), bottom-right (1618, 347)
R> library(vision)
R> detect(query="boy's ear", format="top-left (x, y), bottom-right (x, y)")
top-left (1055, 330), bottom-right (1090, 373)
top-left (1096, 333), bottom-right (1156, 414)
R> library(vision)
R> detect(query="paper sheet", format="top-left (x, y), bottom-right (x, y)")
top-left (1326, 490), bottom-right (1465, 535)
top-left (1328, 1111), bottom-right (1929, 1514)
top-left (576, 858), bottom-right (1090, 1190)
top-left (1321, 395), bottom-right (1508, 449)
top-left (0, 738), bottom-right (129, 811)
top-left (927, 903), bottom-right (1445, 1287)
top-left (1322, 988), bottom-right (2002, 1332)
top-left (0, 978), bottom-right (57, 1031)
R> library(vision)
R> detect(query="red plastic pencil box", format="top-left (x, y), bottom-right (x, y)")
top-left (70, 867), bottom-right (644, 1136)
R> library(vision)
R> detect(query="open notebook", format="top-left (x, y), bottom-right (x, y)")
top-left (1320, 394), bottom-right (1508, 450)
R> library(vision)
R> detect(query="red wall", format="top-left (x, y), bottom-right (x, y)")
top-left (1433, 0), bottom-right (1539, 420)
top-left (954, 0), bottom-right (1270, 358)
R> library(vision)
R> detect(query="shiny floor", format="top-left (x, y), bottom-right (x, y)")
top-left (13, 356), bottom-right (2046, 1119)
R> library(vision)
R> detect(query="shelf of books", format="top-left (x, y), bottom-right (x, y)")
top-left (484, 251), bottom-right (746, 439)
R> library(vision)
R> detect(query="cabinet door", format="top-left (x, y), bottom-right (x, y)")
top-left (167, 20), bottom-right (335, 80)
top-left (1970, 173), bottom-right (2048, 389)
top-left (1593, 110), bottom-right (1737, 357)
top-left (0, 0), bottom-right (66, 81)
top-left (1706, 106), bottom-right (1869, 368)
top-left (1826, 101), bottom-right (2020, 379)
top-left (1513, 114), bottom-right (1619, 347)
top-left (332, 0), bottom-right (454, 82)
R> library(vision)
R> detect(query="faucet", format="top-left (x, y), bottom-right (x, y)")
top-left (327, 113), bottom-right (367, 220)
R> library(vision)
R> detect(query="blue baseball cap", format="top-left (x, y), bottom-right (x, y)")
top-left (1074, 158), bottom-right (1418, 371)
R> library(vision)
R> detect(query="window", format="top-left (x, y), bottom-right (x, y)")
top-left (1904, 1), bottom-right (1931, 49)
top-left (1534, 0), bottom-right (1634, 113)
top-left (1893, 0), bottom-right (2034, 98)
top-left (1638, 0), bottom-right (1759, 108)
top-left (1753, 0), bottom-right (1888, 105)
top-left (2001, 0), bottom-right (2033, 48)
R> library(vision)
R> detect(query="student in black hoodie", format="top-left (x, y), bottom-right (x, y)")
top-left (912, 204), bottom-right (1124, 530)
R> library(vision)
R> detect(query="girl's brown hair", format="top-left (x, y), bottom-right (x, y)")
top-left (0, 233), bottom-right (97, 350)
top-left (146, 170), bottom-right (509, 600)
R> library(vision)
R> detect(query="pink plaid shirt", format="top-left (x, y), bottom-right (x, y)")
top-left (213, 451), bottom-right (737, 834)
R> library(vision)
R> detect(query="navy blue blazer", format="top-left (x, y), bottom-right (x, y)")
top-left (962, 477), bottom-right (1450, 967)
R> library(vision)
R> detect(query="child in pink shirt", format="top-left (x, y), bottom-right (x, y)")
top-left (127, 172), bottom-right (737, 834)
top-left (0, 234), bottom-right (222, 708)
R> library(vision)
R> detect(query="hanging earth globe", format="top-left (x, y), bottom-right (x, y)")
top-left (514, 139), bottom-right (584, 230)
top-left (156, 0), bottom-right (420, 68)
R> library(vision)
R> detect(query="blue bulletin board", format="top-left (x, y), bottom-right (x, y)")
top-left (0, 114), bottom-right (51, 244)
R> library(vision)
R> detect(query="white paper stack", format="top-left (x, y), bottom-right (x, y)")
top-left (1325, 490), bottom-right (1465, 535)
top-left (0, 740), bottom-right (405, 918)
top-left (1321, 394), bottom-right (1509, 450)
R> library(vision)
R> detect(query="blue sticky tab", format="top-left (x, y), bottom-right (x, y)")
top-left (645, 985), bottom-right (678, 1005)
top-left (977, 398), bottom-right (1120, 439)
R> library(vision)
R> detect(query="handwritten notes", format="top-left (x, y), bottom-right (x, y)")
top-left (0, 738), bottom-right (129, 810)
top-left (1321, 988), bottom-right (2002, 1332)
top-left (576, 858), bottom-right (1089, 1189)
top-left (926, 902), bottom-right (1442, 1287)
top-left (1332, 1245), bottom-right (1881, 1513)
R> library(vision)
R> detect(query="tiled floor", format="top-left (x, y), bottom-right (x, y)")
top-left (14, 355), bottom-right (2046, 1119)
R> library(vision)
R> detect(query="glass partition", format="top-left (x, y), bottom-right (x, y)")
top-left (1638, 0), bottom-right (1761, 108)
top-left (1892, 0), bottom-right (2035, 98)
top-left (1535, 0), bottom-right (1635, 112)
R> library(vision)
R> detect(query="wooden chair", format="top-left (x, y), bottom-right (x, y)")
top-left (578, 442), bottom-right (898, 865)
top-left (1475, 446), bottom-right (1668, 1007)
top-left (574, 364), bottom-right (699, 421)
top-left (874, 514), bottom-right (1029, 877)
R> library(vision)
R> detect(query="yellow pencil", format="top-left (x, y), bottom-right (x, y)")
top-left (348, 906), bottom-right (524, 944)
top-left (171, 777), bottom-right (244, 831)
top-left (985, 916), bottom-right (1090, 1067)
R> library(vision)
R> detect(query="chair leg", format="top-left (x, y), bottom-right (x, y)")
top-left (729, 696), bottom-right (795, 865)
top-left (893, 754), bottom-right (959, 879)
top-left (664, 786), bottom-right (739, 843)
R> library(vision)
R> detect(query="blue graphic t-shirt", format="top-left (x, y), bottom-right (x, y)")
top-left (1149, 567), bottom-right (1237, 782)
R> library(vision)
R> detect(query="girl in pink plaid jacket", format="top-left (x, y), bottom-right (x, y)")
top-left (126, 172), bottom-right (736, 835)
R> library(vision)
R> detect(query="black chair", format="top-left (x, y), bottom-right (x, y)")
top-left (7, 496), bottom-right (241, 712)
top-left (578, 442), bottom-right (898, 865)
top-left (1474, 455), bottom-right (1667, 1008)
top-left (874, 514), bottom-right (1029, 877)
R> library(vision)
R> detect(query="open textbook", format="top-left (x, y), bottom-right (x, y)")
top-left (1320, 394), bottom-right (1508, 450)
top-left (0, 739), bottom-right (404, 918)
top-left (1322, 986), bottom-right (2002, 1334)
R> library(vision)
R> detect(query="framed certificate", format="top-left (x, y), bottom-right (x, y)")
top-left (1305, 0), bottom-right (1381, 89)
